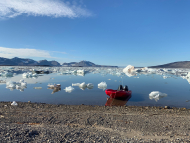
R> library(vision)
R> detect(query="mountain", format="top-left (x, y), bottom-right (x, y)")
top-left (62, 60), bottom-right (117, 67)
top-left (148, 61), bottom-right (190, 68)
top-left (0, 57), bottom-right (17, 66)
top-left (0, 57), bottom-right (60, 66)
top-left (0, 57), bottom-right (117, 67)
top-left (62, 62), bottom-right (77, 67)
top-left (11, 57), bottom-right (38, 66)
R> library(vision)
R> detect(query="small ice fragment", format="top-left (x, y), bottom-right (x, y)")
top-left (108, 79), bottom-right (111, 80)
top-left (34, 87), bottom-right (42, 89)
top-left (64, 86), bottom-right (74, 93)
top-left (11, 101), bottom-right (18, 106)
top-left (72, 83), bottom-right (80, 86)
top-left (21, 82), bottom-right (27, 87)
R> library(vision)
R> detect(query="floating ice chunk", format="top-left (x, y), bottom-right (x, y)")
top-left (1, 72), bottom-right (13, 77)
top-left (123, 65), bottom-right (136, 77)
top-left (98, 82), bottom-right (107, 90)
top-left (34, 87), bottom-right (42, 89)
top-left (72, 83), bottom-right (81, 86)
top-left (22, 72), bottom-right (38, 78)
top-left (47, 84), bottom-right (61, 88)
top-left (77, 72), bottom-right (85, 76)
top-left (21, 82), bottom-right (27, 87)
top-left (6, 80), bottom-right (13, 86)
top-left (78, 82), bottom-right (87, 90)
top-left (20, 79), bottom-right (24, 83)
top-left (16, 85), bottom-right (21, 89)
top-left (149, 91), bottom-right (167, 102)
top-left (79, 82), bottom-right (87, 88)
top-left (47, 83), bottom-right (55, 88)
top-left (87, 83), bottom-right (94, 89)
top-left (187, 72), bottom-right (190, 78)
top-left (0, 80), bottom-right (6, 83)
top-left (77, 70), bottom-right (85, 73)
top-left (11, 101), bottom-right (18, 106)
top-left (163, 76), bottom-right (167, 79)
top-left (141, 67), bottom-right (148, 71)
top-left (7, 83), bottom-right (16, 88)
top-left (64, 86), bottom-right (74, 93)
top-left (147, 68), bottom-right (156, 73)
top-left (123, 65), bottom-right (135, 73)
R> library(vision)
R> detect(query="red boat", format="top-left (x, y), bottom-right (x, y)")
top-left (105, 89), bottom-right (132, 99)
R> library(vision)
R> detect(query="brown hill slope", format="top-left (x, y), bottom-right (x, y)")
top-left (148, 61), bottom-right (190, 68)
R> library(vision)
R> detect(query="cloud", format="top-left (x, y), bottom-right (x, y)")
top-left (0, 47), bottom-right (65, 59)
top-left (0, 0), bottom-right (92, 19)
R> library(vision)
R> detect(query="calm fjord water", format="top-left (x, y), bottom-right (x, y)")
top-left (1, 67), bottom-right (190, 108)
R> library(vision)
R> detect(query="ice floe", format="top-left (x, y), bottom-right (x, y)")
top-left (64, 86), bottom-right (74, 93)
top-left (149, 91), bottom-right (167, 102)
top-left (6, 79), bottom-right (27, 91)
top-left (98, 81), bottom-right (107, 90)
top-left (47, 84), bottom-right (61, 88)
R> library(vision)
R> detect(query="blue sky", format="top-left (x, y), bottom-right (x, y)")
top-left (0, 0), bottom-right (190, 67)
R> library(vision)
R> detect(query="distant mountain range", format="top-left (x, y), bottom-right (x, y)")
top-left (0, 57), bottom-right (117, 67)
top-left (1, 57), bottom-right (189, 68)
top-left (148, 61), bottom-right (190, 68)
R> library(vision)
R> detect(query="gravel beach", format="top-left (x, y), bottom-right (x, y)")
top-left (0, 102), bottom-right (190, 143)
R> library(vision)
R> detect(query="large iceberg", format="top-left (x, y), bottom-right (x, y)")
top-left (123, 65), bottom-right (136, 77)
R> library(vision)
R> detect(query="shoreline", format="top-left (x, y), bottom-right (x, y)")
top-left (1, 101), bottom-right (190, 142)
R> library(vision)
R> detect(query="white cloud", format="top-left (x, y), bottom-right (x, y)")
top-left (0, 47), bottom-right (65, 59)
top-left (0, 0), bottom-right (91, 19)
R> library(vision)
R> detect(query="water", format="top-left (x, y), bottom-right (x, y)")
top-left (1, 66), bottom-right (190, 108)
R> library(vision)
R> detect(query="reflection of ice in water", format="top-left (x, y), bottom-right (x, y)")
top-left (87, 83), bottom-right (94, 89)
top-left (149, 91), bottom-right (167, 102)
top-left (64, 86), bottom-right (74, 93)
top-left (98, 82), bottom-right (107, 91)
top-left (47, 86), bottom-right (61, 94)
top-left (34, 87), bottom-right (42, 89)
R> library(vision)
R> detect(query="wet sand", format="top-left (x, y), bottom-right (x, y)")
top-left (1, 101), bottom-right (190, 142)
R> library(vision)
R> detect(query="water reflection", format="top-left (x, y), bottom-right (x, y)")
top-left (105, 95), bottom-right (131, 106)
top-left (47, 87), bottom-right (61, 94)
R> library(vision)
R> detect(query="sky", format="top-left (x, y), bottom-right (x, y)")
top-left (0, 0), bottom-right (190, 67)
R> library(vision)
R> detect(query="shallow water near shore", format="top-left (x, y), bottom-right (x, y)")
top-left (1, 66), bottom-right (190, 108)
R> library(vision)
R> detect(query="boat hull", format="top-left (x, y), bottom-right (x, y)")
top-left (105, 89), bottom-right (132, 99)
